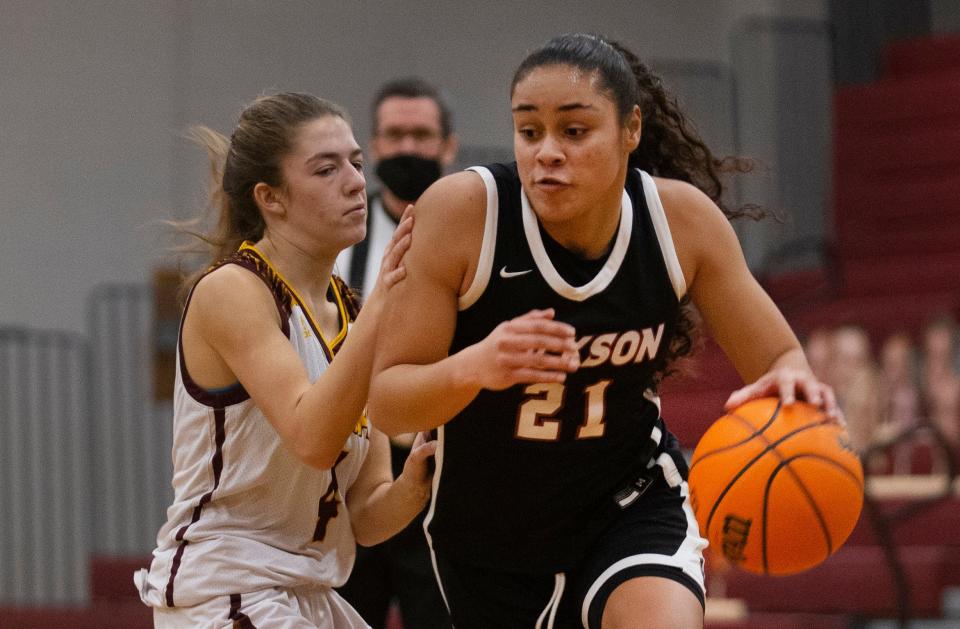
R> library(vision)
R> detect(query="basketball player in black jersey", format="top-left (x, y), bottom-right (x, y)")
top-left (369, 34), bottom-right (842, 628)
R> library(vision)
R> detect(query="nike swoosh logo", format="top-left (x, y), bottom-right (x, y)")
top-left (499, 266), bottom-right (533, 279)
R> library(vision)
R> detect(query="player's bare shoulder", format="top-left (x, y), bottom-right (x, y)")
top-left (408, 170), bottom-right (488, 293)
top-left (193, 263), bottom-right (274, 311)
top-left (651, 176), bottom-right (740, 283)
top-left (652, 177), bottom-right (728, 234)
top-left (188, 262), bottom-right (283, 345)
top-left (414, 171), bottom-right (487, 238)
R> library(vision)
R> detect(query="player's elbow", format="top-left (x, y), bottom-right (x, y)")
top-left (367, 375), bottom-right (404, 438)
top-left (289, 439), bottom-right (341, 471)
top-left (350, 508), bottom-right (393, 548)
top-left (366, 399), bottom-right (404, 438)
top-left (353, 527), bottom-right (386, 548)
top-left (299, 454), bottom-right (339, 471)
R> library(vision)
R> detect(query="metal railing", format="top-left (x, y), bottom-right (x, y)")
top-left (87, 283), bottom-right (172, 556)
top-left (0, 282), bottom-right (173, 605)
top-left (0, 328), bottom-right (92, 604)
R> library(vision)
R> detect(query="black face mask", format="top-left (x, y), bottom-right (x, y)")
top-left (375, 154), bottom-right (443, 202)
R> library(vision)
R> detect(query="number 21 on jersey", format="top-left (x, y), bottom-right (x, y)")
top-left (515, 380), bottom-right (612, 441)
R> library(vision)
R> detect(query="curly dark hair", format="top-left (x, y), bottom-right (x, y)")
top-left (512, 33), bottom-right (763, 383)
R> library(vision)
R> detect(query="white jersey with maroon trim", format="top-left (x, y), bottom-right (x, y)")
top-left (137, 243), bottom-right (370, 609)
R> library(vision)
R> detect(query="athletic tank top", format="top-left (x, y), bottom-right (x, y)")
top-left (425, 163), bottom-right (686, 573)
top-left (139, 242), bottom-right (370, 608)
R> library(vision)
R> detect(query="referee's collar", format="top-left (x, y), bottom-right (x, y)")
top-left (370, 191), bottom-right (402, 226)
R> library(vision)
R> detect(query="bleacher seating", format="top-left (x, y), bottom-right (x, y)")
top-left (881, 34), bottom-right (960, 79)
top-left (707, 612), bottom-right (849, 628)
top-left (666, 32), bottom-right (960, 627)
top-left (665, 32), bottom-right (960, 443)
top-left (663, 32), bottom-right (960, 449)
top-left (846, 495), bottom-right (960, 548)
top-left (722, 545), bottom-right (957, 618)
top-left (830, 35), bottom-right (960, 326)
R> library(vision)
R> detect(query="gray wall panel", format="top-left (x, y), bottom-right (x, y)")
top-left (0, 329), bottom-right (91, 604)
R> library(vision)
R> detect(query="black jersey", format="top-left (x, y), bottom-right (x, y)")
top-left (425, 163), bottom-right (687, 574)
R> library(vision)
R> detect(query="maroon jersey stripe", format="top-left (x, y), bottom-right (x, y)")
top-left (228, 593), bottom-right (257, 628)
top-left (164, 406), bottom-right (227, 607)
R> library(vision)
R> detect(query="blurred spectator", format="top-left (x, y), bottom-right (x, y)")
top-left (803, 326), bottom-right (833, 382)
top-left (802, 319), bottom-right (959, 475)
top-left (878, 332), bottom-right (922, 433)
top-left (876, 332), bottom-right (922, 472)
top-left (336, 77), bottom-right (458, 300)
top-left (920, 315), bottom-right (960, 449)
top-left (828, 325), bottom-right (881, 452)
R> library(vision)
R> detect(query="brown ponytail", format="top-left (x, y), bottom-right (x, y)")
top-left (172, 92), bottom-right (349, 292)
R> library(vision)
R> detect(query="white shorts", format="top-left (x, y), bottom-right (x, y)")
top-left (150, 582), bottom-right (370, 628)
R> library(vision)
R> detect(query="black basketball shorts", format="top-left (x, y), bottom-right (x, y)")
top-left (431, 432), bottom-right (707, 629)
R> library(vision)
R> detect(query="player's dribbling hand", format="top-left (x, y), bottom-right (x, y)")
top-left (467, 308), bottom-right (580, 391)
top-left (376, 204), bottom-right (415, 290)
top-left (724, 366), bottom-right (846, 427)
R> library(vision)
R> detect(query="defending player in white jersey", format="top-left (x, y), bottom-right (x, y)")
top-left (135, 92), bottom-right (435, 628)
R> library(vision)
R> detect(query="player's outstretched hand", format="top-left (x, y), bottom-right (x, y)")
top-left (724, 366), bottom-right (845, 426)
top-left (467, 308), bottom-right (580, 391)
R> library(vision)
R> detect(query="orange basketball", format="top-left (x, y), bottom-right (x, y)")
top-left (688, 397), bottom-right (864, 576)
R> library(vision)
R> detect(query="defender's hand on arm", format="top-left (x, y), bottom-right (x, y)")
top-left (393, 431), bottom-right (438, 503)
top-left (370, 204), bottom-right (414, 297)
top-left (346, 428), bottom-right (436, 546)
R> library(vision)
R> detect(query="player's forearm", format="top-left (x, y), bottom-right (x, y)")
top-left (766, 345), bottom-right (811, 375)
top-left (370, 349), bottom-right (484, 437)
top-left (350, 477), bottom-right (429, 546)
top-left (286, 295), bottom-right (384, 468)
